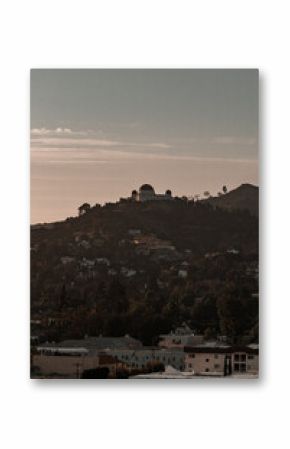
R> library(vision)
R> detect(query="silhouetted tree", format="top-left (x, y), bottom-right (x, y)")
top-left (81, 367), bottom-right (109, 378)
top-left (78, 203), bottom-right (91, 215)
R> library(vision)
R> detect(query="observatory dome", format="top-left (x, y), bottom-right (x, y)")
top-left (139, 184), bottom-right (155, 193)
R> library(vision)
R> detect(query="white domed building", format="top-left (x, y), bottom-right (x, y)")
top-left (131, 184), bottom-right (173, 202)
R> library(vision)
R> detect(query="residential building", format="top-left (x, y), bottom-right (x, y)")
top-left (159, 324), bottom-right (204, 349)
top-left (32, 347), bottom-right (116, 378)
top-left (184, 343), bottom-right (259, 376)
top-left (108, 348), bottom-right (185, 371)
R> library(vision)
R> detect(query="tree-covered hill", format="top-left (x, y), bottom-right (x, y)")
top-left (31, 185), bottom-right (259, 345)
top-left (205, 183), bottom-right (258, 216)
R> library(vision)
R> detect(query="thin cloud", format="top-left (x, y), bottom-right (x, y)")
top-left (31, 127), bottom-right (96, 139)
top-left (31, 128), bottom-right (172, 152)
top-left (31, 145), bottom-right (258, 165)
top-left (212, 136), bottom-right (257, 146)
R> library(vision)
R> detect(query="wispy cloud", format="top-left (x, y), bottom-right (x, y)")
top-left (31, 128), bottom-right (257, 165)
top-left (30, 127), bottom-right (172, 152)
top-left (31, 127), bottom-right (75, 136)
top-left (211, 136), bottom-right (257, 146)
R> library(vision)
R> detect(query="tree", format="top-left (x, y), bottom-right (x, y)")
top-left (194, 194), bottom-right (200, 201)
top-left (204, 191), bottom-right (210, 198)
top-left (81, 367), bottom-right (109, 378)
top-left (78, 203), bottom-right (91, 215)
top-left (59, 284), bottom-right (67, 308)
top-left (222, 185), bottom-right (228, 194)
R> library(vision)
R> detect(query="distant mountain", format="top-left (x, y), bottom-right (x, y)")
top-left (205, 184), bottom-right (258, 216)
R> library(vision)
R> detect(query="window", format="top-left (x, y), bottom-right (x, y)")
top-left (234, 359), bottom-right (247, 373)
top-left (234, 353), bottom-right (246, 362)
top-left (188, 363), bottom-right (192, 368)
top-left (205, 368), bottom-right (209, 372)
top-left (248, 355), bottom-right (254, 360)
top-left (240, 363), bottom-right (246, 372)
top-left (214, 364), bottom-right (220, 369)
top-left (214, 354), bottom-right (219, 359)
top-left (191, 354), bottom-right (195, 358)
top-left (205, 358), bottom-right (209, 362)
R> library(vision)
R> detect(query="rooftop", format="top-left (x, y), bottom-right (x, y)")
top-left (139, 184), bottom-right (155, 192)
top-left (38, 335), bottom-right (143, 353)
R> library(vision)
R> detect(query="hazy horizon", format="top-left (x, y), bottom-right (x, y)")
top-left (31, 69), bottom-right (258, 224)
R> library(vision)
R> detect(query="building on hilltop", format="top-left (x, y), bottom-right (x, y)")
top-left (131, 184), bottom-right (173, 202)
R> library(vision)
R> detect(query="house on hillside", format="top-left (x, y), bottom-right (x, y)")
top-left (158, 324), bottom-right (204, 349)
top-left (184, 343), bottom-right (259, 376)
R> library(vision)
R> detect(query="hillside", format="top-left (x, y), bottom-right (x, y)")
top-left (31, 185), bottom-right (259, 345)
top-left (205, 184), bottom-right (258, 216)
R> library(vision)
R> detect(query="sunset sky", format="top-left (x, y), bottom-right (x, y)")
top-left (31, 69), bottom-right (258, 223)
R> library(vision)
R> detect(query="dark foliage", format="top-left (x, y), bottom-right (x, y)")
top-left (31, 194), bottom-right (258, 345)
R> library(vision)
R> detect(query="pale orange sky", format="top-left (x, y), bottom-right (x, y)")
top-left (31, 69), bottom-right (258, 223)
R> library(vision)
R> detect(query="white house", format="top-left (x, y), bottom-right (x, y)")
top-left (159, 324), bottom-right (204, 349)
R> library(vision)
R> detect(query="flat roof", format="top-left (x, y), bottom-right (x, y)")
top-left (37, 347), bottom-right (88, 354)
top-left (184, 345), bottom-right (259, 354)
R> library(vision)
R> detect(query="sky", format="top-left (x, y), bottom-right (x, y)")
top-left (31, 69), bottom-right (258, 223)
